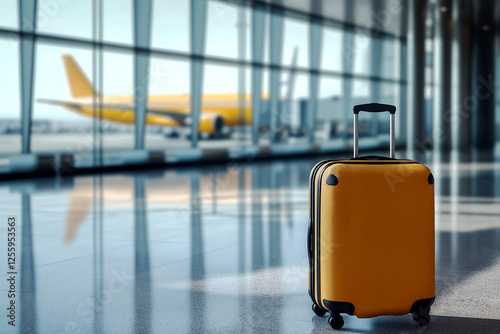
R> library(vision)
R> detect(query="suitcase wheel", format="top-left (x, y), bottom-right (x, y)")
top-left (328, 312), bottom-right (344, 330)
top-left (412, 306), bottom-right (431, 325)
top-left (312, 303), bottom-right (327, 317)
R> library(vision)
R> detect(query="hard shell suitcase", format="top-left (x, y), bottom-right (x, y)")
top-left (308, 103), bottom-right (435, 330)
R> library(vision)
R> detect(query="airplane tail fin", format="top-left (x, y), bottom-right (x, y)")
top-left (286, 46), bottom-right (299, 102)
top-left (62, 54), bottom-right (98, 98)
top-left (283, 46), bottom-right (298, 118)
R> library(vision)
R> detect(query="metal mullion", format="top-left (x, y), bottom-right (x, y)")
top-left (1, 28), bottom-right (407, 86)
top-left (18, 0), bottom-right (37, 154)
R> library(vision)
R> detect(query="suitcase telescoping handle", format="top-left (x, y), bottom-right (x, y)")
top-left (353, 103), bottom-right (396, 159)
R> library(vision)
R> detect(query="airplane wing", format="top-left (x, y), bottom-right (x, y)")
top-left (37, 98), bottom-right (84, 110)
top-left (37, 98), bottom-right (189, 125)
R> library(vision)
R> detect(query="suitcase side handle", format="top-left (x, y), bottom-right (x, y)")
top-left (352, 103), bottom-right (396, 159)
top-left (307, 217), bottom-right (312, 264)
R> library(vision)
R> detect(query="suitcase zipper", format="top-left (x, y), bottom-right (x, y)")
top-left (315, 161), bottom-right (339, 309)
top-left (309, 160), bottom-right (332, 309)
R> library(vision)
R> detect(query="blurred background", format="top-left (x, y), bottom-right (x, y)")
top-left (2, 0), bottom-right (498, 174)
top-left (1, 1), bottom-right (500, 333)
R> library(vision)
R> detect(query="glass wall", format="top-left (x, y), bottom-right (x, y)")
top-left (282, 18), bottom-right (309, 68)
top-left (0, 0), bottom-right (407, 175)
top-left (316, 76), bottom-right (343, 143)
top-left (145, 56), bottom-right (191, 150)
top-left (32, 44), bottom-right (94, 154)
top-left (101, 51), bottom-right (135, 152)
top-left (151, 0), bottom-right (189, 53)
top-left (205, 1), bottom-right (250, 60)
top-left (321, 28), bottom-right (342, 72)
top-left (36, 0), bottom-right (92, 40)
top-left (0, 1), bottom-right (17, 29)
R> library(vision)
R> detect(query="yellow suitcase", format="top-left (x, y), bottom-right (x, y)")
top-left (308, 104), bottom-right (435, 330)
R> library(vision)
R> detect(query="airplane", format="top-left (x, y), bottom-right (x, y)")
top-left (37, 49), bottom-right (299, 139)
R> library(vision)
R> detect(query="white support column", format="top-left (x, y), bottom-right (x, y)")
top-left (190, 0), bottom-right (208, 148)
top-left (342, 1), bottom-right (355, 144)
top-left (433, 0), bottom-right (453, 153)
top-left (398, 0), bottom-right (409, 147)
top-left (19, 0), bottom-right (37, 154)
top-left (133, 0), bottom-right (153, 150)
top-left (308, 19), bottom-right (322, 144)
top-left (407, 0), bottom-right (427, 157)
top-left (237, 6), bottom-right (248, 145)
top-left (451, 0), bottom-right (473, 153)
top-left (269, 8), bottom-right (283, 143)
top-left (251, 3), bottom-right (266, 146)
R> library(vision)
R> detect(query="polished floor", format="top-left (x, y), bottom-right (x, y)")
top-left (1, 151), bottom-right (500, 333)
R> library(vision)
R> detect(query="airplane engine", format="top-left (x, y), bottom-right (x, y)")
top-left (199, 113), bottom-right (224, 138)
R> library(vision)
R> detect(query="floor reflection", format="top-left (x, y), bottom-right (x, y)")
top-left (20, 194), bottom-right (36, 334)
top-left (134, 176), bottom-right (151, 334)
top-left (1, 150), bottom-right (500, 333)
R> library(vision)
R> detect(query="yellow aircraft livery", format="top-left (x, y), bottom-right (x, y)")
top-left (37, 55), bottom-right (254, 138)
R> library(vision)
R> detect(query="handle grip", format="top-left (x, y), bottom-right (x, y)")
top-left (353, 103), bottom-right (396, 114)
top-left (353, 103), bottom-right (396, 158)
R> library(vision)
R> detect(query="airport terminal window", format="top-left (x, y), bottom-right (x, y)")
top-left (151, 0), bottom-right (189, 53)
top-left (101, 51), bottom-right (134, 152)
top-left (316, 76), bottom-right (343, 141)
top-left (0, 38), bottom-right (20, 156)
top-left (350, 78), bottom-right (380, 139)
top-left (282, 17), bottom-right (309, 68)
top-left (381, 38), bottom-right (398, 79)
top-left (0, 1), bottom-right (408, 173)
top-left (202, 63), bottom-right (250, 147)
top-left (204, 63), bottom-right (240, 95)
top-left (352, 79), bottom-right (370, 98)
top-left (103, 0), bottom-right (133, 45)
top-left (36, 0), bottom-right (92, 40)
top-left (145, 56), bottom-right (190, 150)
top-left (321, 27), bottom-right (342, 72)
top-left (31, 44), bottom-right (93, 154)
top-left (319, 76), bottom-right (342, 99)
top-left (0, 0), bottom-right (17, 29)
top-left (373, 83), bottom-right (398, 137)
top-left (237, 66), bottom-right (252, 143)
top-left (279, 71), bottom-right (309, 143)
top-left (380, 83), bottom-right (398, 106)
top-left (352, 34), bottom-right (371, 75)
top-left (205, 1), bottom-right (250, 60)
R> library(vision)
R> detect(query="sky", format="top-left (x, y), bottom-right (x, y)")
top-left (0, 0), bottom-right (382, 123)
